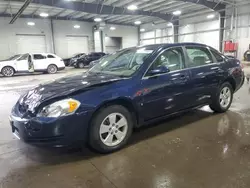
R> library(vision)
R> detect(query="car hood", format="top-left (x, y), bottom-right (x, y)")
top-left (78, 56), bottom-right (87, 60)
top-left (0, 60), bottom-right (13, 63)
top-left (18, 72), bottom-right (125, 113)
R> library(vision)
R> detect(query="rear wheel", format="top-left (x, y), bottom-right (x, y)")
top-left (89, 105), bottom-right (133, 153)
top-left (47, 64), bottom-right (58, 74)
top-left (1, 66), bottom-right (15, 77)
top-left (209, 82), bottom-right (233, 113)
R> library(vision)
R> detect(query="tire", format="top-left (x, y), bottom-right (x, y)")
top-left (47, 64), bottom-right (58, 74)
top-left (78, 62), bottom-right (85, 69)
top-left (209, 82), bottom-right (233, 113)
top-left (89, 105), bottom-right (133, 153)
top-left (1, 66), bottom-right (15, 77)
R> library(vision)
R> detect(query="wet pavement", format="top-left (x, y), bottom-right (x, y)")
top-left (0, 68), bottom-right (250, 188)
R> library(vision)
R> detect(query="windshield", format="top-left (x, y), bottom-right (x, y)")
top-left (18, 54), bottom-right (29, 61)
top-left (88, 47), bottom-right (153, 77)
top-left (6, 54), bottom-right (21, 61)
top-left (73, 53), bottom-right (85, 58)
top-left (79, 54), bottom-right (87, 58)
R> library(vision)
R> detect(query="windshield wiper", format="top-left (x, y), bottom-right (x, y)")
top-left (116, 74), bottom-right (129, 78)
top-left (88, 71), bottom-right (105, 76)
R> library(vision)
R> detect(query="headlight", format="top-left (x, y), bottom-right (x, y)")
top-left (37, 98), bottom-right (81, 118)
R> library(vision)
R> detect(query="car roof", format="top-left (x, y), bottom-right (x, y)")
top-left (90, 52), bottom-right (105, 54)
top-left (31, 53), bottom-right (56, 55)
top-left (138, 42), bottom-right (209, 51)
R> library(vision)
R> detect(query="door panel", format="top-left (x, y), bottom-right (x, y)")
top-left (141, 70), bottom-right (191, 120)
top-left (33, 54), bottom-right (47, 70)
top-left (188, 64), bottom-right (224, 104)
top-left (185, 46), bottom-right (224, 105)
top-left (139, 47), bottom-right (193, 121)
top-left (16, 60), bottom-right (28, 71)
top-left (33, 59), bottom-right (47, 70)
top-left (15, 54), bottom-right (30, 71)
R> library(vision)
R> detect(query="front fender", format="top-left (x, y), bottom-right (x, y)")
top-left (0, 61), bottom-right (17, 72)
top-left (92, 96), bottom-right (140, 126)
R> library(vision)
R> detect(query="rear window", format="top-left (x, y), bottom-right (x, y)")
top-left (47, 55), bottom-right (55, 58)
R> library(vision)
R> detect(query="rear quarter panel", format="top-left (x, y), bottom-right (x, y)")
top-left (222, 59), bottom-right (244, 91)
top-left (53, 55), bottom-right (65, 68)
top-left (55, 58), bottom-right (65, 68)
top-left (47, 58), bottom-right (65, 69)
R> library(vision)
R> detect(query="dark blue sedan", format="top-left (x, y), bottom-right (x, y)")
top-left (10, 43), bottom-right (245, 153)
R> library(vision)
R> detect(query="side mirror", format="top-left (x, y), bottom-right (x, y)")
top-left (148, 65), bottom-right (170, 76)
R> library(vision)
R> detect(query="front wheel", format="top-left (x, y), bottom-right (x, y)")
top-left (78, 62), bottom-right (85, 68)
top-left (1, 66), bottom-right (15, 77)
top-left (89, 105), bottom-right (133, 153)
top-left (210, 82), bottom-right (233, 113)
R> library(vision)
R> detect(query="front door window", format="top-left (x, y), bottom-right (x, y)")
top-left (146, 47), bottom-right (185, 77)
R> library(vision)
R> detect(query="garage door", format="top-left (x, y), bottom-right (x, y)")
top-left (16, 34), bottom-right (46, 54)
top-left (179, 31), bottom-right (219, 50)
top-left (66, 36), bottom-right (89, 57)
top-left (195, 31), bottom-right (219, 50)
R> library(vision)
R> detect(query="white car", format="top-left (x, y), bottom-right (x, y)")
top-left (0, 53), bottom-right (65, 77)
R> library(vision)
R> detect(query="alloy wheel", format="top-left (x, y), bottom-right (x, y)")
top-left (48, 65), bottom-right (57, 74)
top-left (78, 63), bottom-right (84, 68)
top-left (99, 113), bottom-right (128, 147)
top-left (2, 67), bottom-right (14, 77)
top-left (219, 86), bottom-right (231, 108)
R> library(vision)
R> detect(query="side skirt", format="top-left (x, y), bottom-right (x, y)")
top-left (137, 103), bottom-right (210, 127)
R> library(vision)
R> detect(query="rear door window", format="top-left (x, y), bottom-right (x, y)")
top-left (33, 54), bottom-right (46, 60)
top-left (185, 46), bottom-right (214, 68)
top-left (47, 55), bottom-right (55, 58)
top-left (210, 49), bottom-right (224, 62)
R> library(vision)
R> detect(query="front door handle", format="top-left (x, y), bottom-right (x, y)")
top-left (211, 67), bottom-right (221, 72)
top-left (180, 74), bottom-right (187, 79)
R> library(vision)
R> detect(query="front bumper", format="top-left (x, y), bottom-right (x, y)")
top-left (70, 61), bottom-right (77, 67)
top-left (9, 111), bottom-right (92, 147)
